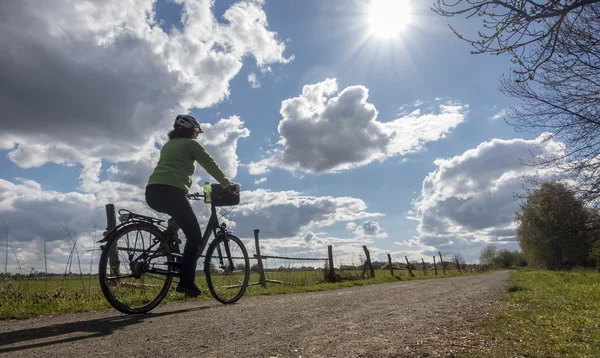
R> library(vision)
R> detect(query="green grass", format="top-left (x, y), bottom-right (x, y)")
top-left (474, 269), bottom-right (600, 357)
top-left (0, 267), bottom-right (472, 319)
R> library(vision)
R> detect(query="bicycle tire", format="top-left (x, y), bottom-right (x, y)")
top-left (204, 233), bottom-right (250, 304)
top-left (99, 222), bottom-right (174, 314)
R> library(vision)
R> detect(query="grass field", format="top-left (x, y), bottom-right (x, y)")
top-left (0, 267), bottom-right (468, 319)
top-left (474, 269), bottom-right (600, 358)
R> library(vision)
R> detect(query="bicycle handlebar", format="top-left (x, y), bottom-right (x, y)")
top-left (186, 192), bottom-right (205, 200)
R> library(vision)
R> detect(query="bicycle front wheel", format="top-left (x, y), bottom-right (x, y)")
top-left (204, 234), bottom-right (250, 304)
top-left (99, 222), bottom-right (174, 314)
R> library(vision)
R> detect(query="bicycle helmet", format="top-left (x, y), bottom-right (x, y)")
top-left (174, 114), bottom-right (203, 133)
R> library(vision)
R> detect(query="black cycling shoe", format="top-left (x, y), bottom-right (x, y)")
top-left (175, 282), bottom-right (201, 298)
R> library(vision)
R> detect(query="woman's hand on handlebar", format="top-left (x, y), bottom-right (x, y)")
top-left (186, 192), bottom-right (203, 200)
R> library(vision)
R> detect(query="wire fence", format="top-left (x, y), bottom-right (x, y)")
top-left (247, 229), bottom-right (489, 288)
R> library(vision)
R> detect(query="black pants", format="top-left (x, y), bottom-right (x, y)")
top-left (145, 184), bottom-right (201, 284)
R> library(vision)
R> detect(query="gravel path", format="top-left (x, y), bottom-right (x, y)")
top-left (0, 271), bottom-right (509, 358)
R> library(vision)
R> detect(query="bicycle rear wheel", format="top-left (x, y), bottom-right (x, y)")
top-left (99, 222), bottom-right (174, 314)
top-left (204, 234), bottom-right (250, 304)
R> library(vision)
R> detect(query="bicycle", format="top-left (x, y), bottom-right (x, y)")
top-left (97, 183), bottom-right (250, 314)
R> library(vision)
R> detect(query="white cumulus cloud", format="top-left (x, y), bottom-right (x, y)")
top-left (248, 72), bottom-right (261, 88)
top-left (0, 0), bottom-right (290, 171)
top-left (254, 177), bottom-right (268, 185)
top-left (409, 134), bottom-right (565, 261)
top-left (248, 78), bottom-right (467, 175)
top-left (232, 189), bottom-right (384, 239)
top-left (492, 109), bottom-right (507, 120)
top-left (347, 220), bottom-right (388, 240)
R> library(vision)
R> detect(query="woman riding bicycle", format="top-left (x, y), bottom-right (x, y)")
top-left (145, 114), bottom-right (238, 298)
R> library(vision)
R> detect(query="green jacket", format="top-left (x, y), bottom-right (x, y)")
top-left (147, 138), bottom-right (232, 193)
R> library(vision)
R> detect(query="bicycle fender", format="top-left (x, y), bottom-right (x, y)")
top-left (97, 221), bottom-right (163, 243)
top-left (97, 222), bottom-right (132, 243)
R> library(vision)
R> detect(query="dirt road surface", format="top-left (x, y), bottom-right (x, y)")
top-left (0, 271), bottom-right (508, 358)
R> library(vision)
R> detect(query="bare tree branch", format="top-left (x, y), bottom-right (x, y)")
top-left (432, 0), bottom-right (600, 81)
top-left (435, 2), bottom-right (600, 204)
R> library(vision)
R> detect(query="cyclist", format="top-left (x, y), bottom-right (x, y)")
top-left (145, 114), bottom-right (238, 298)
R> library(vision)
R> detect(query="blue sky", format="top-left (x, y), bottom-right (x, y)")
top-left (0, 0), bottom-right (558, 273)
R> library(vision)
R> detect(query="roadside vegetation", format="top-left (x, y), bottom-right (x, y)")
top-left (469, 181), bottom-right (600, 357)
top-left (474, 269), bottom-right (600, 358)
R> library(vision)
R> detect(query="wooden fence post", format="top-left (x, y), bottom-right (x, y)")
top-left (360, 246), bottom-right (370, 278)
top-left (105, 204), bottom-right (119, 277)
top-left (328, 245), bottom-right (335, 279)
top-left (253, 229), bottom-right (266, 287)
top-left (433, 256), bottom-right (438, 275)
top-left (387, 253), bottom-right (394, 277)
top-left (405, 256), bottom-right (415, 277)
top-left (421, 258), bottom-right (428, 276)
top-left (439, 252), bottom-right (446, 275)
top-left (361, 246), bottom-right (375, 278)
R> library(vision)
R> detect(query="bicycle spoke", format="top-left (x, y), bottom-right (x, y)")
top-left (205, 234), bottom-right (250, 304)
top-left (99, 223), bottom-right (173, 314)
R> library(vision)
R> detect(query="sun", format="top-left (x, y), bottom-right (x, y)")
top-left (368, 0), bottom-right (412, 38)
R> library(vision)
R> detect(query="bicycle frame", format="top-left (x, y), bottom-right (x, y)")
top-left (197, 205), bottom-right (237, 273)
top-left (141, 204), bottom-right (234, 277)
top-left (195, 205), bottom-right (222, 262)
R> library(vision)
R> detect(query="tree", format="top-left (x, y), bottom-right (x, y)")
top-left (371, 261), bottom-right (386, 270)
top-left (479, 243), bottom-right (498, 266)
top-left (452, 253), bottom-right (466, 270)
top-left (516, 181), bottom-right (596, 269)
top-left (501, 5), bottom-right (600, 203)
top-left (586, 209), bottom-right (600, 267)
top-left (493, 249), bottom-right (518, 268)
top-left (512, 251), bottom-right (528, 267)
top-left (250, 263), bottom-right (261, 273)
top-left (432, 1), bottom-right (600, 203)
